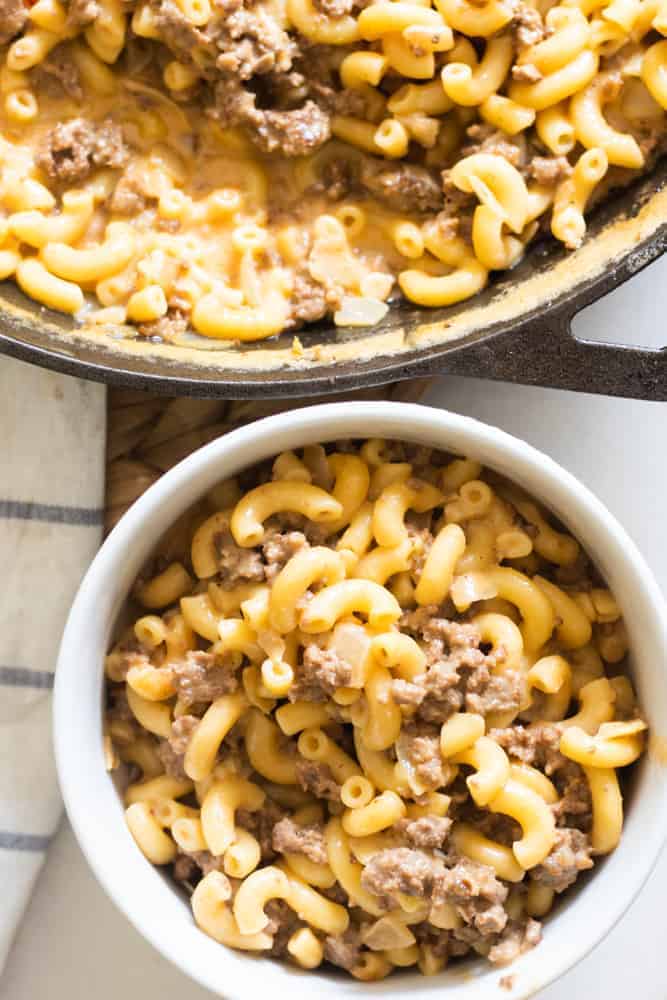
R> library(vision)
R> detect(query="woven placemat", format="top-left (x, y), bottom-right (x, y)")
top-left (105, 380), bottom-right (431, 534)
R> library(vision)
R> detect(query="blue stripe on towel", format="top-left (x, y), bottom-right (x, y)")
top-left (0, 667), bottom-right (54, 689)
top-left (0, 500), bottom-right (103, 526)
top-left (0, 831), bottom-right (51, 852)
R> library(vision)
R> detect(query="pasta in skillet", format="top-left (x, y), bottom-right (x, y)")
top-left (105, 439), bottom-right (647, 978)
top-left (0, 0), bottom-right (665, 341)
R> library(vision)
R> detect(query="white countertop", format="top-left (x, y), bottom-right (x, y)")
top-left (4, 260), bottom-right (666, 1000)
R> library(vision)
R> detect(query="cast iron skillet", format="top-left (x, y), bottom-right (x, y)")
top-left (0, 159), bottom-right (666, 400)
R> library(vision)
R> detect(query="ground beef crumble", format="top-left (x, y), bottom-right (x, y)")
top-left (289, 271), bottom-right (341, 327)
top-left (489, 723), bottom-right (563, 768)
top-left (261, 529), bottom-right (309, 582)
top-left (272, 817), bottom-right (327, 864)
top-left (398, 815), bottom-right (453, 848)
top-left (313, 0), bottom-right (355, 16)
top-left (173, 852), bottom-right (199, 886)
top-left (105, 641), bottom-right (151, 683)
top-left (295, 760), bottom-right (341, 801)
top-left (265, 898), bottom-right (301, 956)
top-left (157, 715), bottom-right (199, 778)
top-left (361, 849), bottom-right (510, 940)
top-left (528, 156), bottom-right (573, 186)
top-left (439, 857), bottom-right (509, 936)
top-left (361, 846), bottom-right (440, 899)
top-left (213, 79), bottom-right (331, 157)
top-left (487, 918), bottom-right (542, 966)
top-left (169, 650), bottom-right (239, 706)
top-left (512, 62), bottom-right (543, 83)
top-left (460, 125), bottom-right (526, 169)
top-left (36, 118), bottom-right (128, 184)
top-left (66, 0), bottom-right (100, 27)
top-left (252, 102), bottom-right (332, 157)
top-left (31, 49), bottom-right (82, 101)
top-left (359, 158), bottom-right (443, 214)
top-left (397, 724), bottom-right (449, 792)
top-left (530, 828), bottom-right (593, 893)
top-left (489, 723), bottom-right (593, 830)
top-left (289, 642), bottom-right (353, 702)
top-left (513, 2), bottom-right (546, 50)
top-left (237, 798), bottom-right (286, 862)
top-left (106, 685), bottom-right (137, 726)
top-left (552, 764), bottom-right (592, 829)
top-left (212, 528), bottom-right (265, 585)
top-left (137, 311), bottom-right (190, 342)
top-left (0, 0), bottom-right (28, 44)
top-left (173, 851), bottom-right (230, 887)
top-left (392, 616), bottom-right (523, 723)
top-left (324, 926), bottom-right (363, 970)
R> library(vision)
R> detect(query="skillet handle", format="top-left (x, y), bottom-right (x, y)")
top-left (430, 310), bottom-right (667, 401)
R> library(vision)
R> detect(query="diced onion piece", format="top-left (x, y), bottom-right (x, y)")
top-left (334, 295), bottom-right (390, 327)
top-left (362, 914), bottom-right (416, 951)
top-left (450, 572), bottom-right (499, 611)
top-left (328, 621), bottom-right (373, 687)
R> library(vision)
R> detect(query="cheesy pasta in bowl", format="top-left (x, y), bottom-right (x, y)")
top-left (0, 0), bottom-right (666, 346)
top-left (55, 403), bottom-right (667, 999)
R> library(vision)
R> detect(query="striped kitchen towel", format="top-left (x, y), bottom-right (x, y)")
top-left (0, 356), bottom-right (105, 971)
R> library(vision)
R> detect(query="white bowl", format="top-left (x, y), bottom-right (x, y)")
top-left (54, 401), bottom-right (667, 1000)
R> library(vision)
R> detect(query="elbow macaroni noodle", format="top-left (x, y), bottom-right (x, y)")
top-left (0, 0), bottom-right (663, 343)
top-left (106, 439), bottom-right (647, 979)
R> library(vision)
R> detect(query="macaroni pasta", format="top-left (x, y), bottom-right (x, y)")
top-left (106, 438), bottom-right (646, 979)
top-left (0, 0), bottom-right (663, 343)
